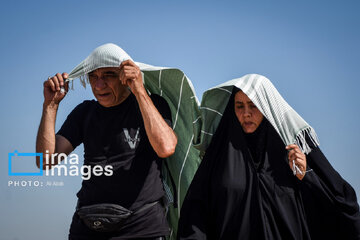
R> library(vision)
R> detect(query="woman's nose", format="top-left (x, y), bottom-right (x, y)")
top-left (244, 107), bottom-right (251, 117)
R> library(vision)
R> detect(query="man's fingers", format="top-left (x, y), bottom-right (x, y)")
top-left (121, 59), bottom-right (135, 66)
top-left (120, 60), bottom-right (139, 74)
top-left (119, 71), bottom-right (126, 85)
top-left (122, 65), bottom-right (138, 70)
top-left (123, 73), bottom-right (137, 79)
top-left (119, 62), bottom-right (124, 71)
top-left (120, 68), bottom-right (138, 83)
top-left (121, 66), bottom-right (140, 75)
top-left (53, 75), bottom-right (60, 91)
top-left (64, 81), bottom-right (69, 92)
top-left (56, 72), bottom-right (65, 88)
top-left (45, 78), bottom-right (56, 92)
top-left (43, 72), bottom-right (69, 104)
top-left (119, 59), bottom-right (132, 70)
top-left (122, 68), bottom-right (140, 78)
top-left (126, 59), bottom-right (137, 67)
top-left (62, 72), bottom-right (69, 80)
top-left (46, 73), bottom-right (69, 95)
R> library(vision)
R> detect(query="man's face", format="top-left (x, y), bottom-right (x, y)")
top-left (234, 91), bottom-right (264, 133)
top-left (88, 67), bottom-right (127, 107)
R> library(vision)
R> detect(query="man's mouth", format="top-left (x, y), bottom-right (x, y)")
top-left (97, 93), bottom-right (111, 98)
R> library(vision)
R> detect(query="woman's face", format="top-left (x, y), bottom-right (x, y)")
top-left (234, 91), bottom-right (264, 133)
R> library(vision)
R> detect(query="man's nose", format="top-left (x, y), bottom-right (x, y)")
top-left (94, 78), bottom-right (106, 90)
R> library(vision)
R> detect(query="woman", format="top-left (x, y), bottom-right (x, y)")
top-left (178, 74), bottom-right (360, 239)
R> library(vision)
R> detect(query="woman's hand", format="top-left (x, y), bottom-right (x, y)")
top-left (286, 144), bottom-right (307, 180)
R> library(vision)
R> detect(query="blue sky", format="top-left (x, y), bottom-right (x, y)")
top-left (0, 1), bottom-right (359, 239)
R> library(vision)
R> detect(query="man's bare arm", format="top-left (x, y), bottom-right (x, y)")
top-left (36, 73), bottom-right (73, 169)
top-left (135, 91), bottom-right (177, 158)
top-left (119, 60), bottom-right (177, 158)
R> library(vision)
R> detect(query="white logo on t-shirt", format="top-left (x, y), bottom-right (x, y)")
top-left (123, 128), bottom-right (140, 149)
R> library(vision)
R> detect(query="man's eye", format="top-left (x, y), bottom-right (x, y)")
top-left (89, 75), bottom-right (97, 81)
top-left (236, 105), bottom-right (244, 109)
top-left (104, 73), bottom-right (118, 78)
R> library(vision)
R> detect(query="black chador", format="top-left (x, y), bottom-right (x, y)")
top-left (178, 92), bottom-right (360, 240)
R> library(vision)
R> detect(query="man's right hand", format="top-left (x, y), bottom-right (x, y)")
top-left (43, 73), bottom-right (69, 106)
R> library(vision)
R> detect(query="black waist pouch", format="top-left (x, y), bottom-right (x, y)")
top-left (76, 202), bottom-right (158, 232)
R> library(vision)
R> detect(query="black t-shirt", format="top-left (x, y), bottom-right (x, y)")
top-left (57, 93), bottom-right (171, 238)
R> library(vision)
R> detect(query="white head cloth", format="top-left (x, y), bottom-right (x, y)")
top-left (194, 74), bottom-right (320, 155)
top-left (66, 43), bottom-right (133, 88)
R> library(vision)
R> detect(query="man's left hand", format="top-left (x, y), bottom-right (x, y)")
top-left (119, 60), bottom-right (145, 96)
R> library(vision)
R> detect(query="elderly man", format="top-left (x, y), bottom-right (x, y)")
top-left (36, 44), bottom-right (178, 239)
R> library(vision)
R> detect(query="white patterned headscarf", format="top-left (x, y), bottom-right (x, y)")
top-left (66, 43), bottom-right (133, 88)
top-left (194, 74), bottom-right (320, 155)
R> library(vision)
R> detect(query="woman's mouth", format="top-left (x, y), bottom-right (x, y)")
top-left (243, 122), bottom-right (254, 127)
